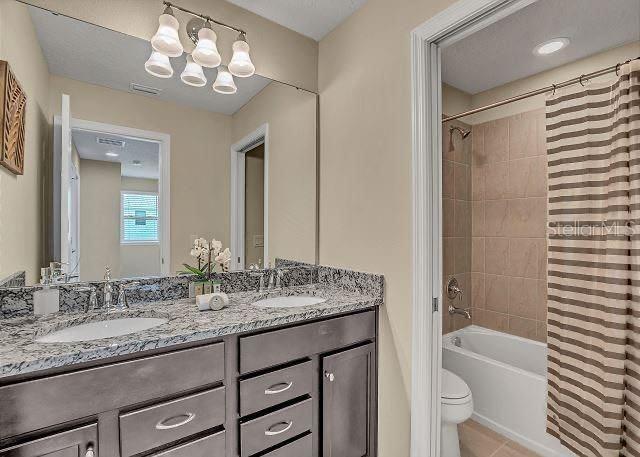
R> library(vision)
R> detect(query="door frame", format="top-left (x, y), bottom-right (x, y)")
top-left (230, 123), bottom-right (269, 270)
top-left (409, 1), bottom-right (537, 456)
top-left (55, 116), bottom-right (172, 277)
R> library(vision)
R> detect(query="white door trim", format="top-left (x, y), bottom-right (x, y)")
top-left (409, 1), bottom-right (537, 456)
top-left (68, 118), bottom-right (171, 277)
top-left (230, 123), bottom-right (269, 270)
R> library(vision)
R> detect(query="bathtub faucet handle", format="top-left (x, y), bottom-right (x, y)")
top-left (447, 277), bottom-right (463, 302)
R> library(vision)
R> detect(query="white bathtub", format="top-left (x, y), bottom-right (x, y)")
top-left (443, 326), bottom-right (574, 457)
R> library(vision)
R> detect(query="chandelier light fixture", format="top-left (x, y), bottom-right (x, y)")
top-left (145, 1), bottom-right (255, 95)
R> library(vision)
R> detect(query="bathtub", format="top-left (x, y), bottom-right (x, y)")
top-left (443, 326), bottom-right (574, 457)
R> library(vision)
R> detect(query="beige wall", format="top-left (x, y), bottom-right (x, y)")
top-left (22, 0), bottom-right (318, 92)
top-left (468, 42), bottom-right (640, 124)
top-left (0, 0), bottom-right (49, 284)
top-left (469, 110), bottom-right (548, 342)
top-left (120, 177), bottom-right (161, 278)
top-left (318, 1), bottom-right (461, 456)
top-left (232, 82), bottom-right (317, 265)
top-left (49, 75), bottom-right (232, 276)
top-left (244, 145), bottom-right (264, 268)
top-left (79, 159), bottom-right (121, 281)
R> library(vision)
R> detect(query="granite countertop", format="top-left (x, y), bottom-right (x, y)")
top-left (0, 284), bottom-right (381, 379)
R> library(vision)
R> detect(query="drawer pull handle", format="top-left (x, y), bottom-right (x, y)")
top-left (265, 381), bottom-right (293, 395)
top-left (265, 421), bottom-right (293, 436)
top-left (155, 412), bottom-right (196, 430)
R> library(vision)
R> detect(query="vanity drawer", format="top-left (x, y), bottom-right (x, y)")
top-left (240, 361), bottom-right (312, 416)
top-left (0, 343), bottom-right (224, 440)
top-left (119, 387), bottom-right (226, 457)
top-left (262, 434), bottom-right (312, 457)
top-left (150, 431), bottom-right (225, 457)
top-left (240, 398), bottom-right (312, 457)
top-left (239, 311), bottom-right (375, 373)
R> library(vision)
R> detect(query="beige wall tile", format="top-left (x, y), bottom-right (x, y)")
top-left (485, 162), bottom-right (509, 200)
top-left (508, 238), bottom-right (540, 279)
top-left (471, 124), bottom-right (485, 166)
top-left (485, 274), bottom-right (508, 313)
top-left (508, 317), bottom-right (538, 339)
top-left (455, 200), bottom-right (471, 238)
top-left (454, 163), bottom-right (471, 201)
top-left (536, 322), bottom-right (548, 343)
top-left (476, 310), bottom-right (509, 333)
top-left (443, 160), bottom-right (455, 199)
top-left (508, 277), bottom-right (540, 319)
top-left (483, 118), bottom-right (509, 163)
top-left (537, 279), bottom-right (548, 322)
top-left (472, 201), bottom-right (485, 236)
top-left (484, 200), bottom-right (509, 237)
top-left (508, 156), bottom-right (547, 198)
top-left (471, 273), bottom-right (485, 309)
top-left (508, 111), bottom-right (539, 160)
top-left (443, 237), bottom-right (455, 278)
top-left (472, 165), bottom-right (485, 201)
top-left (507, 198), bottom-right (547, 238)
top-left (471, 237), bottom-right (485, 272)
top-left (443, 198), bottom-right (455, 237)
top-left (454, 237), bottom-right (471, 274)
top-left (485, 238), bottom-right (509, 275)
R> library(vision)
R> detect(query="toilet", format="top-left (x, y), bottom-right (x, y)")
top-left (441, 369), bottom-right (473, 457)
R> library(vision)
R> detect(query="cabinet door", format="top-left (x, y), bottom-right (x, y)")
top-left (322, 343), bottom-right (375, 457)
top-left (0, 424), bottom-right (97, 457)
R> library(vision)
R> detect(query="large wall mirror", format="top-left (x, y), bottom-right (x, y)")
top-left (0, 1), bottom-right (318, 286)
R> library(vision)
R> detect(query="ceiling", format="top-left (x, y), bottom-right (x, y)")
top-left (72, 129), bottom-right (160, 180)
top-left (29, 6), bottom-right (271, 116)
top-left (442, 0), bottom-right (640, 94)
top-left (225, 0), bottom-right (367, 41)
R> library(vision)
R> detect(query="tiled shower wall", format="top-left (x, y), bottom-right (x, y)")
top-left (470, 109), bottom-right (548, 342)
top-left (442, 119), bottom-right (473, 333)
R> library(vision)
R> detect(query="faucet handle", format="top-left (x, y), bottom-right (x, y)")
top-left (104, 266), bottom-right (112, 281)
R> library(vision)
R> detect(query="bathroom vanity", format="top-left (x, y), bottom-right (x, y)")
top-left (0, 268), bottom-right (382, 457)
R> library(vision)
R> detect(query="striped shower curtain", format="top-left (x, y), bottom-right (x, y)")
top-left (546, 59), bottom-right (640, 457)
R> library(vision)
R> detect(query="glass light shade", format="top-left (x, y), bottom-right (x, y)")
top-left (151, 12), bottom-right (183, 57)
top-left (228, 39), bottom-right (255, 77)
top-left (192, 26), bottom-right (221, 68)
top-left (181, 55), bottom-right (207, 87)
top-left (145, 51), bottom-right (173, 78)
top-left (212, 66), bottom-right (237, 94)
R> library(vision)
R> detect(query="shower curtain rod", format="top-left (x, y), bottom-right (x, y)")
top-left (442, 56), bottom-right (640, 123)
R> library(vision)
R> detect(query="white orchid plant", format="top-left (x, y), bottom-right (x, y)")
top-left (179, 238), bottom-right (231, 280)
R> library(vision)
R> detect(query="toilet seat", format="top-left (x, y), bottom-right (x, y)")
top-left (442, 369), bottom-right (471, 405)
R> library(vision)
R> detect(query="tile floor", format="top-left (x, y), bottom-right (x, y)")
top-left (459, 420), bottom-right (541, 457)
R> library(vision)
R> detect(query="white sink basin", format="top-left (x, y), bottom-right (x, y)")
top-left (36, 317), bottom-right (168, 343)
top-left (252, 296), bottom-right (326, 308)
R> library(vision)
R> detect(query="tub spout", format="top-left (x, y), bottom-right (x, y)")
top-left (448, 304), bottom-right (472, 320)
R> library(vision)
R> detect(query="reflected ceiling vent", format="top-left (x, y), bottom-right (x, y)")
top-left (97, 137), bottom-right (126, 148)
top-left (130, 83), bottom-right (161, 95)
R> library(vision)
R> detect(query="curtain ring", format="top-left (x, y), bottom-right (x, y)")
top-left (579, 74), bottom-right (586, 86)
top-left (616, 63), bottom-right (621, 76)
top-left (552, 84), bottom-right (557, 95)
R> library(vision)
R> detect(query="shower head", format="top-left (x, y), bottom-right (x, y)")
top-left (450, 126), bottom-right (471, 139)
top-left (447, 125), bottom-right (471, 153)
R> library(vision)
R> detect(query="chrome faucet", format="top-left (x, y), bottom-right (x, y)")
top-left (447, 277), bottom-right (472, 320)
top-left (251, 269), bottom-right (287, 293)
top-left (116, 281), bottom-right (141, 310)
top-left (103, 267), bottom-right (114, 312)
top-left (275, 269), bottom-right (288, 289)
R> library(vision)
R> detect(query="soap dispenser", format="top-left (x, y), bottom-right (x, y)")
top-left (33, 267), bottom-right (60, 316)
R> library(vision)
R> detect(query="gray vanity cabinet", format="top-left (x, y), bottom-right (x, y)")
top-left (0, 424), bottom-right (97, 457)
top-left (322, 343), bottom-right (376, 457)
top-left (0, 310), bottom-right (377, 457)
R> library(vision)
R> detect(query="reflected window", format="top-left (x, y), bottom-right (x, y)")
top-left (121, 192), bottom-right (159, 243)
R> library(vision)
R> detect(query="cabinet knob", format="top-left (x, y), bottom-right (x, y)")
top-left (325, 371), bottom-right (335, 382)
top-left (85, 445), bottom-right (95, 457)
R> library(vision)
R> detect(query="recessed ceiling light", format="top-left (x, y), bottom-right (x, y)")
top-left (105, 151), bottom-right (119, 157)
top-left (132, 160), bottom-right (143, 166)
top-left (533, 38), bottom-right (570, 56)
